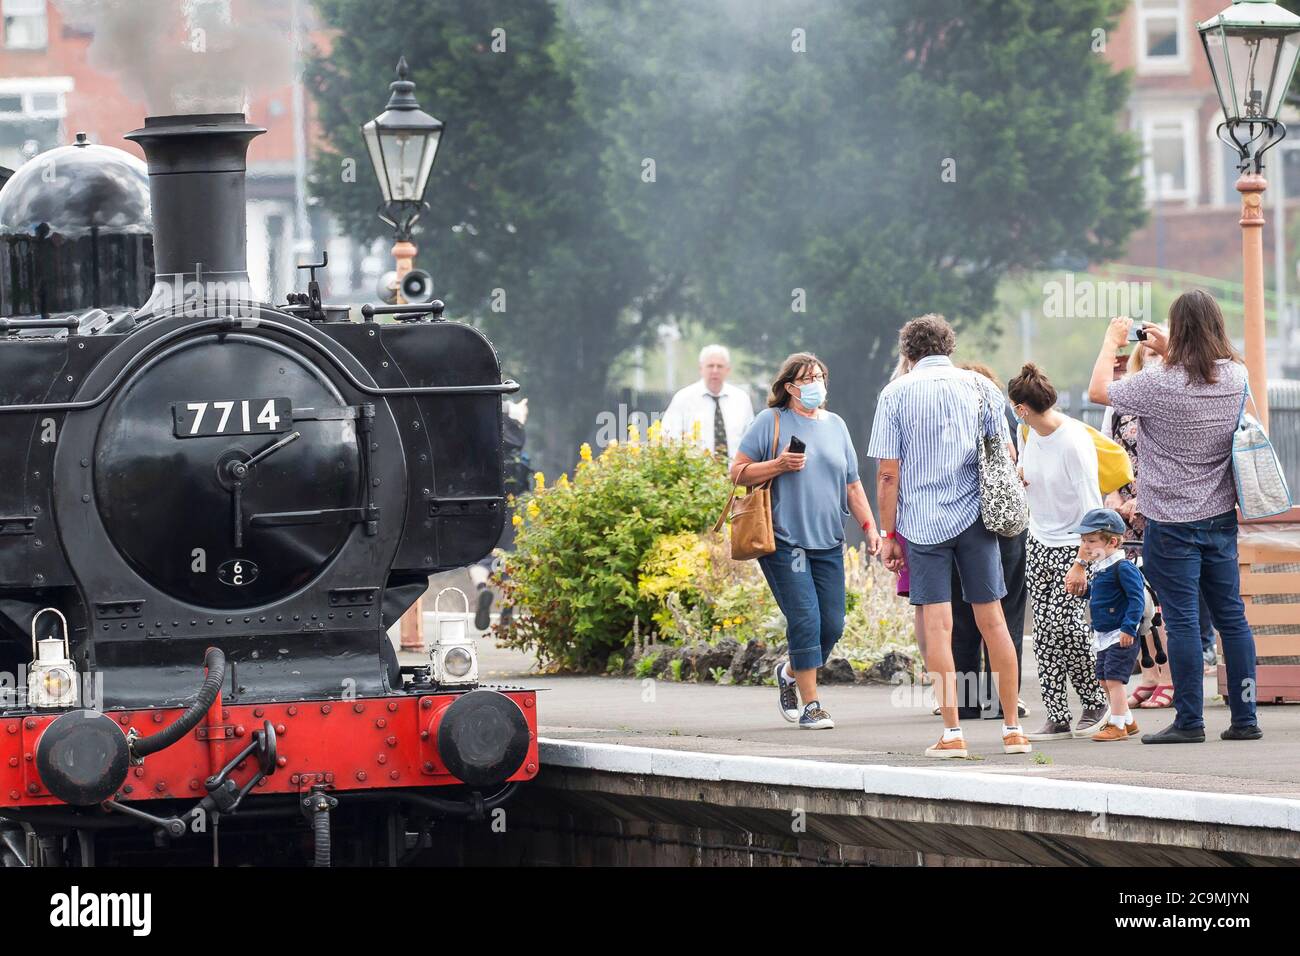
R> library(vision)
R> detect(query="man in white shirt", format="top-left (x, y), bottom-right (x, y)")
top-left (661, 344), bottom-right (754, 460)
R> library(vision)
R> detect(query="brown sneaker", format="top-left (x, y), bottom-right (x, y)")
top-left (1126, 720), bottom-right (1140, 737)
top-left (1091, 722), bottom-right (1130, 742)
top-left (1002, 731), bottom-right (1032, 754)
top-left (924, 736), bottom-right (969, 759)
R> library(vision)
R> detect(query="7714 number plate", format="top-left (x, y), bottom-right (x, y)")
top-left (172, 398), bottom-right (293, 438)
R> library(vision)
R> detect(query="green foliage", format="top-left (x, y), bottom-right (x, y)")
top-left (636, 534), bottom-right (917, 668)
top-left (306, 0), bottom-right (661, 472)
top-left (497, 435), bottom-right (730, 670)
top-left (667, 658), bottom-right (684, 682)
top-left (559, 0), bottom-right (1144, 454)
top-left (308, 0), bottom-right (1145, 477)
top-left (636, 531), bottom-right (777, 643)
top-left (633, 652), bottom-right (660, 679)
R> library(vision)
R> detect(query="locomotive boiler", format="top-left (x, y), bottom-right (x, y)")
top-left (0, 113), bottom-right (536, 866)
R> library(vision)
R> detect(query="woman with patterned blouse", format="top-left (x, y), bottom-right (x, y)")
top-left (1101, 345), bottom-right (1173, 710)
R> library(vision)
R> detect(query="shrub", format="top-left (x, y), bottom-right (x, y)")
top-left (838, 543), bottom-right (917, 667)
top-left (639, 530), bottom-right (780, 644)
top-left (496, 427), bottom-right (730, 670)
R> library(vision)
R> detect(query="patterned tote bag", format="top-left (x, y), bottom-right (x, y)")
top-left (973, 377), bottom-right (1028, 537)
top-left (1233, 383), bottom-right (1292, 520)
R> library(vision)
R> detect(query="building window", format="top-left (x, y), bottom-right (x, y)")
top-left (2, 0), bottom-right (48, 50)
top-left (0, 79), bottom-right (69, 170)
top-left (1137, 0), bottom-right (1188, 75)
top-left (1141, 114), bottom-right (1197, 204)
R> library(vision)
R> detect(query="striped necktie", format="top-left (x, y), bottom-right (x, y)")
top-left (709, 393), bottom-right (727, 457)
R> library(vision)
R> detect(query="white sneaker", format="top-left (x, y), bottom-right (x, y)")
top-left (775, 660), bottom-right (800, 723)
top-left (799, 701), bottom-right (834, 729)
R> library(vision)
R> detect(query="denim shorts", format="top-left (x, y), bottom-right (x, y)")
top-left (1095, 639), bottom-right (1141, 683)
top-left (906, 515), bottom-right (1007, 606)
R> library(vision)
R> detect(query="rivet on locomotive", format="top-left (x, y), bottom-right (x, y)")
top-left (0, 114), bottom-right (537, 866)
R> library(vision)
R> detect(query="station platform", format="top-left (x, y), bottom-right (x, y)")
top-left (400, 618), bottom-right (1300, 799)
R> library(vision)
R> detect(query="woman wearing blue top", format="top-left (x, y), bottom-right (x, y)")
top-left (732, 353), bottom-right (880, 729)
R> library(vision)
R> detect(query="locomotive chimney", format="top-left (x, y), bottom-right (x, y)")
top-left (125, 113), bottom-right (265, 300)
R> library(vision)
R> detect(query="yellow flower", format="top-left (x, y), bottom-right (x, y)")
top-left (534, 471), bottom-right (545, 491)
top-left (648, 420), bottom-right (663, 444)
top-left (512, 514), bottom-right (523, 527)
top-left (579, 442), bottom-right (593, 462)
top-left (557, 473), bottom-right (570, 489)
top-left (712, 625), bottom-right (721, 632)
top-left (691, 420), bottom-right (702, 443)
top-left (628, 422), bottom-right (640, 445)
top-left (527, 501), bottom-right (540, 520)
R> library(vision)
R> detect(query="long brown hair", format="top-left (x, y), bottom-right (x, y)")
top-left (1166, 289), bottom-right (1240, 385)
top-left (767, 352), bottom-right (829, 409)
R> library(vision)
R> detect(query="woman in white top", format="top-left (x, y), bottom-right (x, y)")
top-left (1008, 364), bottom-right (1109, 741)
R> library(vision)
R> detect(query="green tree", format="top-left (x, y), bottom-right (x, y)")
top-left (560, 0), bottom-right (1145, 456)
top-left (307, 0), bottom-right (665, 472)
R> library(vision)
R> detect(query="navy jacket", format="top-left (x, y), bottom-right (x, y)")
top-left (1086, 556), bottom-right (1146, 636)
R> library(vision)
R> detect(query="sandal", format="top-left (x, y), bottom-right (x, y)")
top-left (920, 670), bottom-right (934, 686)
top-left (1139, 684), bottom-right (1174, 709)
top-left (1127, 684), bottom-right (1158, 708)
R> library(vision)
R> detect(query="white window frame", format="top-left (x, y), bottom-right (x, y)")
top-left (0, 77), bottom-right (70, 118)
top-left (0, 76), bottom-right (71, 167)
top-left (1140, 111), bottom-right (1199, 206)
top-left (1210, 119), bottom-right (1234, 208)
top-left (1136, 0), bottom-right (1190, 76)
top-left (2, 0), bottom-right (48, 51)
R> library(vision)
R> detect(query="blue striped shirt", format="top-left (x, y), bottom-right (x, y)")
top-left (866, 355), bottom-right (1010, 546)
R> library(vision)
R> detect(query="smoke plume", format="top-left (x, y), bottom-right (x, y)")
top-left (56, 0), bottom-right (293, 116)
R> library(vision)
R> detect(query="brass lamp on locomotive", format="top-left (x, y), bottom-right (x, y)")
top-left (0, 113), bottom-right (536, 866)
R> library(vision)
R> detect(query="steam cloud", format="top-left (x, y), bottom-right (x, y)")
top-left (56, 0), bottom-right (294, 116)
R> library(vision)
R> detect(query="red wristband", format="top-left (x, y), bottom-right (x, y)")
top-left (881, 529), bottom-right (895, 539)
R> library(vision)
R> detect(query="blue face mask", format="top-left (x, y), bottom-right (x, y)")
top-left (797, 381), bottom-right (826, 409)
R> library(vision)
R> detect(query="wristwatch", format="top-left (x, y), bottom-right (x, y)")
top-left (1073, 557), bottom-right (1088, 567)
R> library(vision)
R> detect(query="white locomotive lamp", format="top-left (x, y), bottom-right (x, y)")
top-left (27, 608), bottom-right (79, 710)
top-left (431, 588), bottom-right (479, 686)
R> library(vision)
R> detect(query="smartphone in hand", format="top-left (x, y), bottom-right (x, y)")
top-left (788, 436), bottom-right (806, 454)
top-left (1126, 324), bottom-right (1148, 343)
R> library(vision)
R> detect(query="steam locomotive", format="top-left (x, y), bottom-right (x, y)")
top-left (0, 113), bottom-right (537, 866)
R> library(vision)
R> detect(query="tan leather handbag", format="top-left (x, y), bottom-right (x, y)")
top-left (713, 413), bottom-right (780, 560)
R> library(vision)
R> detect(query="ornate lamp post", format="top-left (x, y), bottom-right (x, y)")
top-left (364, 56), bottom-right (444, 303)
top-left (365, 56), bottom-right (444, 650)
top-left (1199, 0), bottom-right (1300, 429)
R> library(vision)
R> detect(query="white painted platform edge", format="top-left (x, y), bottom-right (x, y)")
top-left (538, 738), bottom-right (1300, 833)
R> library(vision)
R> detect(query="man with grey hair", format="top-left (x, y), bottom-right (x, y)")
top-left (662, 344), bottom-right (754, 460)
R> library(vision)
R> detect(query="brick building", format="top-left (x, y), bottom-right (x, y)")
top-left (0, 0), bottom-right (375, 302)
top-left (1108, 0), bottom-right (1300, 284)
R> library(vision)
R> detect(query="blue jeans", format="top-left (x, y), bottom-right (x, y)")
top-left (758, 541), bottom-right (845, 671)
top-left (1141, 511), bottom-right (1258, 731)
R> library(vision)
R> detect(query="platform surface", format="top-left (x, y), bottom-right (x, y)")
top-left (398, 581), bottom-right (1300, 800)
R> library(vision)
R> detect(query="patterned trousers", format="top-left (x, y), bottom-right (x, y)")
top-left (1026, 536), bottom-right (1107, 723)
